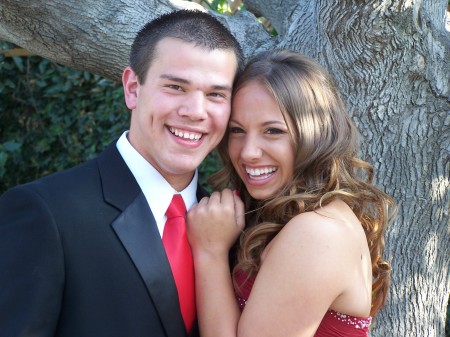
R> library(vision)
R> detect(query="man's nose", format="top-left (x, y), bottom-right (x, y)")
top-left (179, 92), bottom-right (207, 120)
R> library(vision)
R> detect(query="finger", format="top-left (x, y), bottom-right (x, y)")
top-left (220, 188), bottom-right (234, 206)
top-left (209, 191), bottom-right (221, 203)
top-left (198, 196), bottom-right (209, 206)
top-left (233, 192), bottom-right (246, 230)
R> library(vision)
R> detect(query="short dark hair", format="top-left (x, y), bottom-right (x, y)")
top-left (130, 10), bottom-right (244, 83)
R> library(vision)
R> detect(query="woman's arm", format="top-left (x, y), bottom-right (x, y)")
top-left (187, 189), bottom-right (244, 337)
top-left (188, 197), bottom-right (354, 337)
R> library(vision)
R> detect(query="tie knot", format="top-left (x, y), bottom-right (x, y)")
top-left (166, 194), bottom-right (186, 219)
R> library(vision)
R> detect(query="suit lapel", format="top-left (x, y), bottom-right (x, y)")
top-left (196, 184), bottom-right (209, 200)
top-left (97, 141), bottom-right (141, 210)
top-left (111, 193), bottom-right (187, 337)
top-left (98, 142), bottom-right (187, 337)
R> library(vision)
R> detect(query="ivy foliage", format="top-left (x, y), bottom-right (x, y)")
top-left (0, 41), bottom-right (129, 193)
top-left (0, 1), bottom-right (279, 194)
top-left (0, 39), bottom-right (223, 194)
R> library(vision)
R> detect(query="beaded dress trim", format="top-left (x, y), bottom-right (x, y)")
top-left (234, 270), bottom-right (372, 336)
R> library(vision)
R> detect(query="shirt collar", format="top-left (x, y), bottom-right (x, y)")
top-left (116, 131), bottom-right (198, 234)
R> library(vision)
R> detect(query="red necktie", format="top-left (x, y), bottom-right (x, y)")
top-left (162, 194), bottom-right (195, 332)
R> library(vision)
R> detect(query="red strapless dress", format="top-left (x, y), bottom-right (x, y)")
top-left (234, 271), bottom-right (372, 337)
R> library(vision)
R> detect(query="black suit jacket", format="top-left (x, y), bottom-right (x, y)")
top-left (0, 141), bottom-right (203, 337)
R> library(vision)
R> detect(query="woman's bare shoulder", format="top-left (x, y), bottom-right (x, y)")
top-left (243, 202), bottom-right (360, 335)
top-left (262, 199), bottom-right (365, 271)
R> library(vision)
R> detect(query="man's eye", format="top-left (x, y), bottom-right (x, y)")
top-left (167, 85), bottom-right (183, 91)
top-left (208, 92), bottom-right (228, 101)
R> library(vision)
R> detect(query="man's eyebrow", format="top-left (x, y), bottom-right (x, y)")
top-left (160, 74), bottom-right (232, 92)
top-left (160, 74), bottom-right (189, 84)
top-left (211, 84), bottom-right (232, 92)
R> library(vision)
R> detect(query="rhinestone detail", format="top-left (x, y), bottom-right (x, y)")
top-left (329, 310), bottom-right (372, 329)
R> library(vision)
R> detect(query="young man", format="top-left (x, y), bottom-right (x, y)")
top-left (0, 10), bottom-right (243, 337)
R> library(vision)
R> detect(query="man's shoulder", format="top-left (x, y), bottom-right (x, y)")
top-left (5, 158), bottom-right (97, 203)
top-left (5, 142), bottom-right (118, 199)
top-left (26, 141), bottom-right (119, 190)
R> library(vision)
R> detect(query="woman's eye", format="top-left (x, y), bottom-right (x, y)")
top-left (266, 128), bottom-right (285, 134)
top-left (229, 127), bottom-right (244, 134)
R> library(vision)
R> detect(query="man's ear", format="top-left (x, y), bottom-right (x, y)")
top-left (122, 66), bottom-right (139, 110)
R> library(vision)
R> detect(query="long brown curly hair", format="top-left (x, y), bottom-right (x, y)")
top-left (209, 50), bottom-right (397, 318)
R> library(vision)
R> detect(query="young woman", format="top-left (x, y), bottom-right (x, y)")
top-left (186, 50), bottom-right (397, 337)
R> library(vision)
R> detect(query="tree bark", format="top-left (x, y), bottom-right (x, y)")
top-left (277, 2), bottom-right (450, 336)
top-left (0, 0), bottom-right (272, 80)
top-left (0, 0), bottom-right (449, 336)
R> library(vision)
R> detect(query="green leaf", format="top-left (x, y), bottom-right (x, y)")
top-left (12, 56), bottom-right (24, 72)
top-left (2, 140), bottom-right (22, 152)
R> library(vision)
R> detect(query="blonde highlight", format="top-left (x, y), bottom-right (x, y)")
top-left (209, 50), bottom-right (397, 318)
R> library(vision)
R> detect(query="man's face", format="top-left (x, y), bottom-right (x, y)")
top-left (123, 38), bottom-right (238, 191)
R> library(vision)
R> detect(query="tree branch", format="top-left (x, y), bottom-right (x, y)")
top-left (0, 0), bottom-right (273, 80)
top-left (243, 0), bottom-right (299, 36)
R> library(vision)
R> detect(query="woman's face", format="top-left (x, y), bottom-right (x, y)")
top-left (228, 81), bottom-right (295, 200)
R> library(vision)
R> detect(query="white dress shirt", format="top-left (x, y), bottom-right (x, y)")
top-left (116, 131), bottom-right (198, 236)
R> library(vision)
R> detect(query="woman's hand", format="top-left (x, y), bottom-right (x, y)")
top-left (186, 188), bottom-right (245, 257)
top-left (187, 189), bottom-right (245, 337)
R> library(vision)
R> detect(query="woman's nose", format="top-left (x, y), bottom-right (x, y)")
top-left (240, 135), bottom-right (263, 161)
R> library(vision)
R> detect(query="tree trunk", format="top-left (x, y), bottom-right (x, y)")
top-left (0, 0), bottom-right (448, 335)
top-left (266, 2), bottom-right (450, 335)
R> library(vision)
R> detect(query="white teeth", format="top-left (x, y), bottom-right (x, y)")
top-left (246, 167), bottom-right (277, 177)
top-left (170, 127), bottom-right (202, 141)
